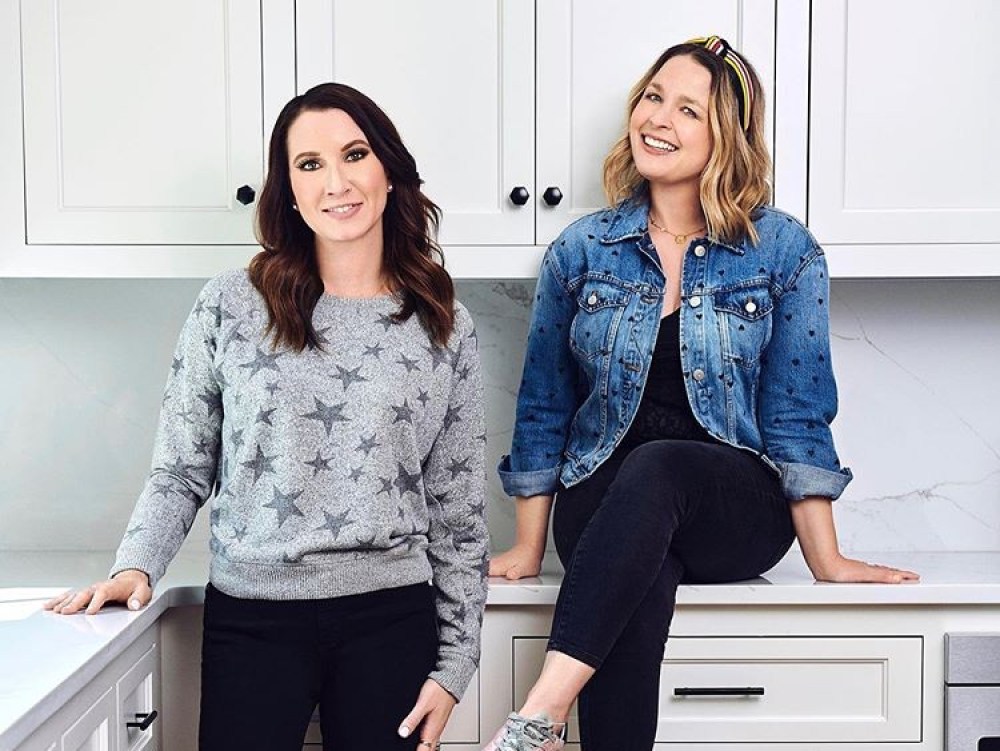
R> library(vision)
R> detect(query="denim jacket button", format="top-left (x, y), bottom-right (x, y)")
top-left (693, 245), bottom-right (706, 257)
top-left (744, 300), bottom-right (758, 314)
top-left (689, 295), bottom-right (702, 308)
top-left (692, 368), bottom-right (706, 382)
top-left (587, 292), bottom-right (599, 306)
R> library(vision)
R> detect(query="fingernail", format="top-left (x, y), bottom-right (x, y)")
top-left (129, 599), bottom-right (141, 610)
top-left (398, 725), bottom-right (411, 738)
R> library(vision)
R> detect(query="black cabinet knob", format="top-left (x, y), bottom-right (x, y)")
top-left (236, 185), bottom-right (256, 205)
top-left (542, 186), bottom-right (563, 206)
top-left (509, 186), bottom-right (530, 206)
top-left (126, 710), bottom-right (159, 731)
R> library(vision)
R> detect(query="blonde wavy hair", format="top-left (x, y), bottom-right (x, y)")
top-left (602, 42), bottom-right (771, 246)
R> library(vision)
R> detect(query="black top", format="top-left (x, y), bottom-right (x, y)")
top-left (620, 309), bottom-right (719, 449)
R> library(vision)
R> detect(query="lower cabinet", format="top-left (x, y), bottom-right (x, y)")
top-left (20, 627), bottom-right (160, 751)
top-left (479, 607), bottom-right (929, 751)
top-left (157, 602), bottom-right (936, 750)
top-left (514, 635), bottom-right (921, 744)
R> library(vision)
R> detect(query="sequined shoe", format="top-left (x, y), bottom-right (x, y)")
top-left (481, 712), bottom-right (566, 750)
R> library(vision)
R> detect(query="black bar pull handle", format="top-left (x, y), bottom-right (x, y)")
top-left (673, 686), bottom-right (765, 697)
top-left (126, 710), bottom-right (159, 731)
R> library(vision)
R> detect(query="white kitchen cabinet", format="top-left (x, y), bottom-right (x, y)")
top-left (20, 0), bottom-right (265, 246)
top-left (5, 0), bottom-right (1000, 277)
top-left (296, 0), bottom-right (776, 249)
top-left (477, 600), bottom-right (954, 751)
top-left (18, 627), bottom-right (160, 751)
top-left (60, 687), bottom-right (115, 751)
top-left (0, 0), bottom-right (294, 276)
top-left (296, 0), bottom-right (535, 247)
top-left (514, 635), bottom-right (922, 743)
top-left (802, 0), bottom-right (1000, 275)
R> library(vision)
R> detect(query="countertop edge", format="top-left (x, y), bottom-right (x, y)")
top-left (0, 596), bottom-right (168, 751)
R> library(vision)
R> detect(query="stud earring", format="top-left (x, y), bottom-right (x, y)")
top-left (292, 203), bottom-right (298, 211)
top-left (387, 184), bottom-right (394, 193)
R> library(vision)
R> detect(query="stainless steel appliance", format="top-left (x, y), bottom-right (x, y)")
top-left (946, 633), bottom-right (1000, 749)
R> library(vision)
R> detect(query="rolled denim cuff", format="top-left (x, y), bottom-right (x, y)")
top-left (497, 454), bottom-right (561, 497)
top-left (776, 461), bottom-right (853, 501)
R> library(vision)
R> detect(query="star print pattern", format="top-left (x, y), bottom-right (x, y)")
top-left (112, 271), bottom-right (487, 701)
top-left (316, 508), bottom-right (354, 539)
top-left (392, 399), bottom-right (415, 424)
top-left (396, 354), bottom-right (421, 373)
top-left (304, 450), bottom-right (333, 476)
top-left (242, 444), bottom-right (277, 483)
top-left (301, 397), bottom-right (349, 436)
top-left (356, 433), bottom-right (379, 457)
top-left (393, 462), bottom-right (423, 497)
top-left (239, 347), bottom-right (283, 379)
top-left (264, 485), bottom-right (305, 526)
top-left (332, 364), bottom-right (368, 391)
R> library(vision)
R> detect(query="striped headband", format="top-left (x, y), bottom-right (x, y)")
top-left (686, 36), bottom-right (754, 131)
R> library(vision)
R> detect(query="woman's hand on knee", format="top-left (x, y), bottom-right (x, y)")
top-left (397, 678), bottom-right (456, 748)
top-left (488, 544), bottom-right (544, 580)
top-left (43, 569), bottom-right (152, 615)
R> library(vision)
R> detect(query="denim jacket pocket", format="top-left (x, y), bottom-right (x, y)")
top-left (713, 282), bottom-right (774, 368)
top-left (569, 279), bottom-right (632, 361)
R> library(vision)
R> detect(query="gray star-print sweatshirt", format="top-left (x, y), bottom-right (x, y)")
top-left (111, 269), bottom-right (489, 699)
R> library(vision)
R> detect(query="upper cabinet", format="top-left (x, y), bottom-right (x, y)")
top-left (20, 0), bottom-right (265, 245)
top-left (2, 0), bottom-right (998, 277)
top-left (295, 0), bottom-right (775, 248)
top-left (295, 0), bottom-right (536, 246)
top-left (802, 0), bottom-right (1000, 275)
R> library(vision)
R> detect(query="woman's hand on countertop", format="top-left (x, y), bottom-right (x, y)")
top-left (810, 555), bottom-right (920, 584)
top-left (43, 569), bottom-right (152, 615)
top-left (789, 496), bottom-right (920, 584)
top-left (489, 543), bottom-right (545, 580)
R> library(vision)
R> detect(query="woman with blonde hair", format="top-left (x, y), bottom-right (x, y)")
top-left (485, 37), bottom-right (917, 751)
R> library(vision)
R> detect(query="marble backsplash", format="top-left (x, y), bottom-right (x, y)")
top-left (1, 277), bottom-right (998, 558)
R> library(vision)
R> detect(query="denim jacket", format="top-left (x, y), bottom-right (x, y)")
top-left (498, 198), bottom-right (853, 501)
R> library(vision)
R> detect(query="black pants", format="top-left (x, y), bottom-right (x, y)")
top-left (199, 582), bottom-right (438, 751)
top-left (549, 440), bottom-right (795, 751)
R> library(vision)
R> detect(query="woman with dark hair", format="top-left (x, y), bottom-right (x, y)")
top-left (45, 83), bottom-right (488, 751)
top-left (484, 38), bottom-right (917, 750)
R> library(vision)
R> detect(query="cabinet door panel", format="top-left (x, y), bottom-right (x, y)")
top-left (21, 0), bottom-right (263, 244)
top-left (810, 0), bottom-right (1000, 244)
top-left (296, 0), bottom-right (535, 246)
top-left (117, 642), bottom-right (160, 751)
top-left (60, 686), bottom-right (115, 751)
top-left (514, 635), bottom-right (921, 743)
top-left (535, 0), bottom-right (775, 244)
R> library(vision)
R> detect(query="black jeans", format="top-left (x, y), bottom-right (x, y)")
top-left (549, 440), bottom-right (795, 751)
top-left (199, 582), bottom-right (438, 751)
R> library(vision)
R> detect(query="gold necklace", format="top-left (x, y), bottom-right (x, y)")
top-left (648, 213), bottom-right (706, 245)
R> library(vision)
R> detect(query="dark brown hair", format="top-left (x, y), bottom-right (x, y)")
top-left (250, 83), bottom-right (455, 350)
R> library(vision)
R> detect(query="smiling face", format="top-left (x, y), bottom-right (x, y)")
top-left (629, 54), bottom-right (714, 191)
top-left (286, 108), bottom-right (390, 255)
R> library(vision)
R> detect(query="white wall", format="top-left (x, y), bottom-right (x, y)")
top-left (1, 278), bottom-right (998, 560)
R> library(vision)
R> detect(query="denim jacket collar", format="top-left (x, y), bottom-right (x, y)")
top-left (600, 195), bottom-right (747, 256)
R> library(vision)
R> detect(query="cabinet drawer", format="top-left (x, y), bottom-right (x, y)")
top-left (514, 636), bottom-right (922, 744)
top-left (660, 636), bottom-right (922, 743)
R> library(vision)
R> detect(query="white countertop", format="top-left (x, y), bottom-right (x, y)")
top-left (1, 549), bottom-right (999, 748)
